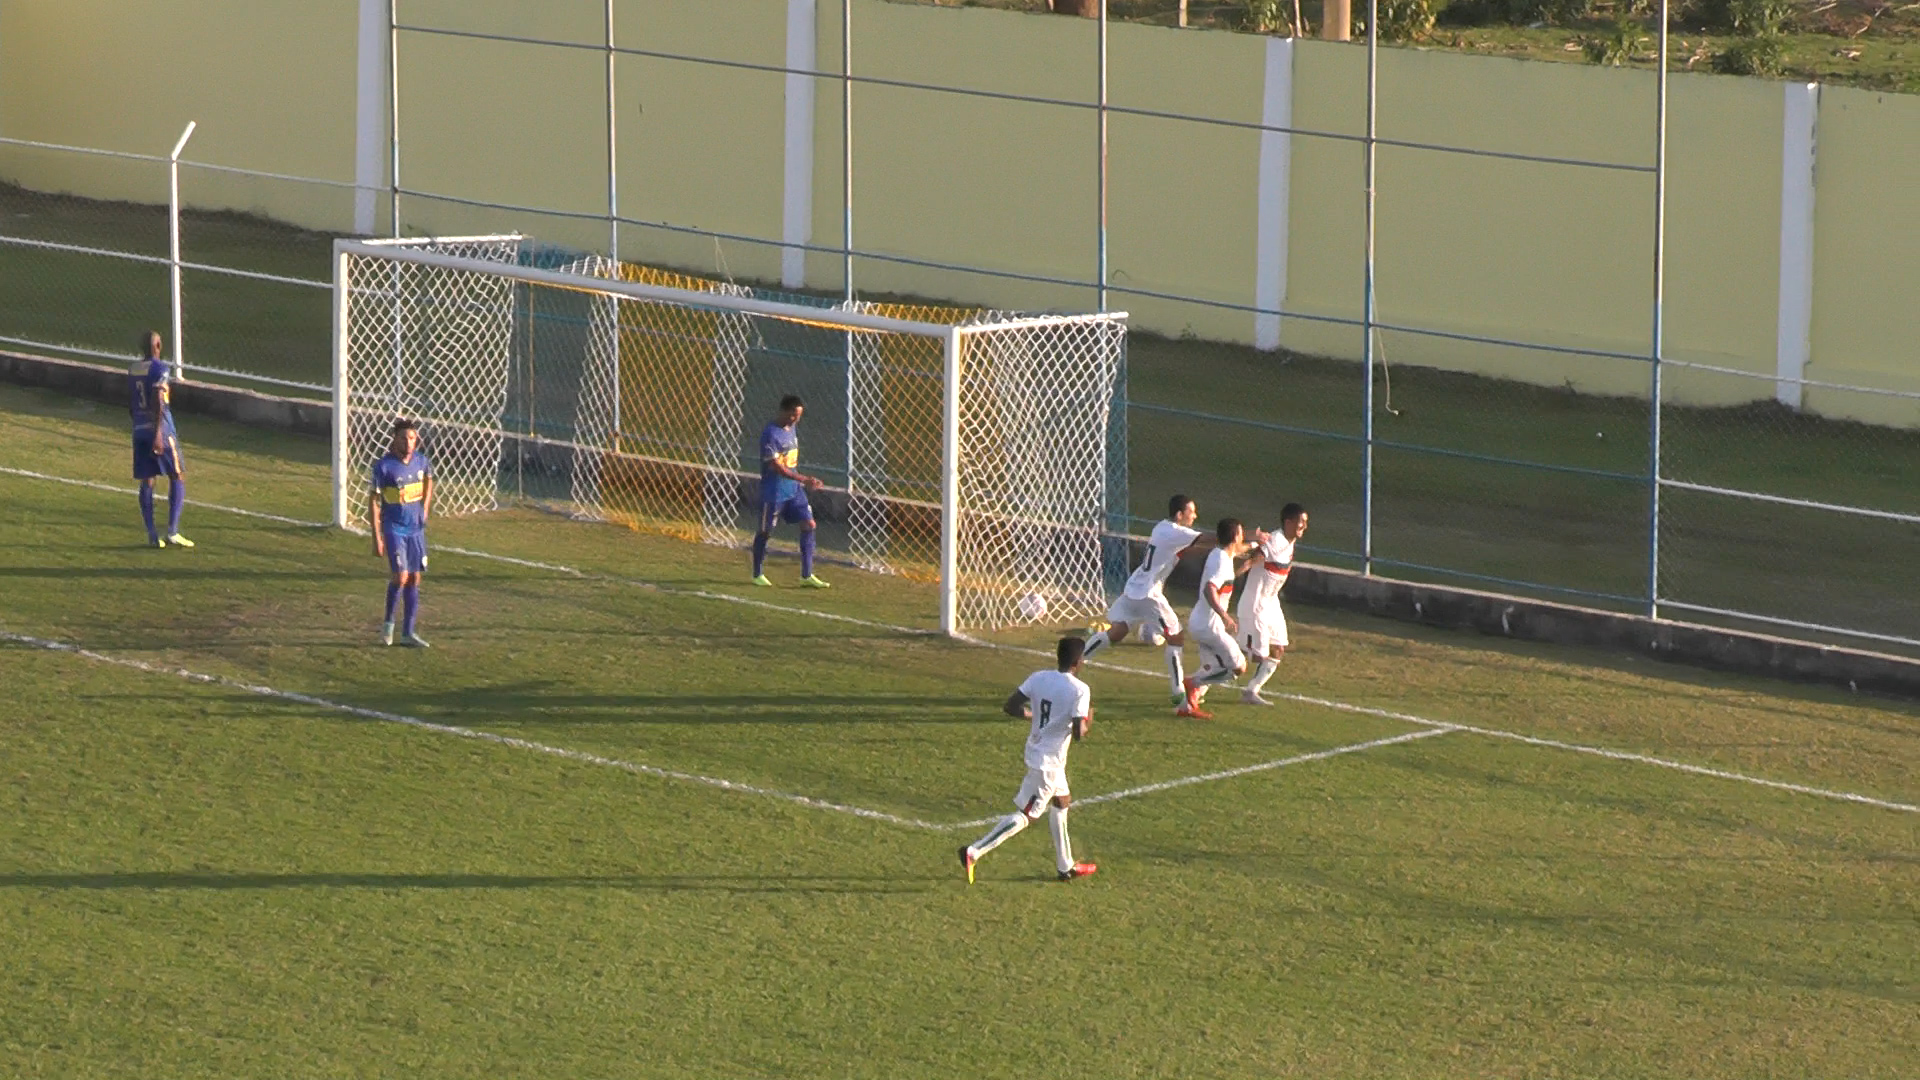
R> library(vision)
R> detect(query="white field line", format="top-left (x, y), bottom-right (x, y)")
top-left (4, 465), bottom-right (1916, 816)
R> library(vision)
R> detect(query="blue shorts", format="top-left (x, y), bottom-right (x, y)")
top-left (132, 428), bottom-right (181, 480)
top-left (384, 529), bottom-right (428, 575)
top-left (758, 492), bottom-right (814, 531)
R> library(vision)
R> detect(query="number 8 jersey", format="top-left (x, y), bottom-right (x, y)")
top-left (1019, 668), bottom-right (1092, 771)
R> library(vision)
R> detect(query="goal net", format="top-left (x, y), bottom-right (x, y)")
top-left (330, 238), bottom-right (1128, 634)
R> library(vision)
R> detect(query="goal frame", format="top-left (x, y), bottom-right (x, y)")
top-left (330, 237), bottom-right (1126, 638)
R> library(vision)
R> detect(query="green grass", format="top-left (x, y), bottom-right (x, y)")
top-left (2, 382), bottom-right (1917, 1077)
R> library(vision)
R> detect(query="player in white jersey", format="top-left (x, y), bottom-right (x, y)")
top-left (1082, 494), bottom-right (1204, 701)
top-left (959, 637), bottom-right (1099, 884)
top-left (1235, 503), bottom-right (1308, 705)
top-left (1177, 518), bottom-right (1258, 719)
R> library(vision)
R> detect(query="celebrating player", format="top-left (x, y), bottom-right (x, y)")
top-left (1236, 503), bottom-right (1307, 706)
top-left (1177, 518), bottom-right (1257, 719)
top-left (1082, 494), bottom-right (1205, 702)
top-left (958, 637), bottom-right (1099, 885)
top-left (128, 330), bottom-right (191, 548)
top-left (371, 418), bottom-right (434, 647)
top-left (751, 394), bottom-right (830, 589)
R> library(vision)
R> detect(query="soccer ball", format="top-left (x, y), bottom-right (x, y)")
top-left (1017, 592), bottom-right (1049, 622)
top-left (1140, 624), bottom-right (1165, 648)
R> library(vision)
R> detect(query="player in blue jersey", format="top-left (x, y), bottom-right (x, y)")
top-left (370, 418), bottom-right (435, 647)
top-left (128, 330), bottom-right (192, 548)
top-left (751, 394), bottom-right (830, 588)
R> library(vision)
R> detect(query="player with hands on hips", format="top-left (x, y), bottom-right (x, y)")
top-left (751, 394), bottom-right (830, 589)
top-left (959, 637), bottom-right (1099, 884)
top-left (1236, 503), bottom-right (1307, 706)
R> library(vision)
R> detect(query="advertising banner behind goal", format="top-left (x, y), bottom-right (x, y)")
top-left (331, 237), bottom-right (1127, 634)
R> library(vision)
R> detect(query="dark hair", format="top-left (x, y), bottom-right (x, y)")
top-left (1216, 517), bottom-right (1243, 545)
top-left (1056, 636), bottom-right (1086, 670)
top-left (1281, 502), bottom-right (1307, 522)
top-left (391, 417), bottom-right (420, 435)
top-left (780, 394), bottom-right (805, 412)
top-left (140, 330), bottom-right (163, 358)
top-left (1168, 494), bottom-right (1194, 518)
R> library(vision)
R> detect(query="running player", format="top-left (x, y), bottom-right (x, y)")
top-left (1082, 494), bottom-right (1205, 702)
top-left (128, 330), bottom-right (191, 548)
top-left (1236, 503), bottom-right (1308, 706)
top-left (1177, 518), bottom-right (1257, 719)
top-left (751, 394), bottom-right (830, 589)
top-left (959, 636), bottom-right (1099, 884)
top-left (371, 419), bottom-right (434, 647)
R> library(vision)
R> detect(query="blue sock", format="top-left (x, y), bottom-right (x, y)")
top-left (166, 476), bottom-right (184, 535)
top-left (402, 583), bottom-right (419, 635)
top-left (384, 582), bottom-right (400, 623)
top-left (800, 529), bottom-right (816, 577)
top-left (752, 532), bottom-right (770, 576)
top-left (138, 484), bottom-right (156, 539)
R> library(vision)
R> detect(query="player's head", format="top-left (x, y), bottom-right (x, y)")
top-left (1280, 502), bottom-right (1309, 541)
top-left (389, 417), bottom-right (421, 458)
top-left (139, 330), bottom-right (163, 360)
top-left (1168, 494), bottom-right (1196, 526)
top-left (1216, 517), bottom-right (1243, 547)
top-left (1056, 635), bottom-right (1086, 673)
top-left (778, 394), bottom-right (805, 426)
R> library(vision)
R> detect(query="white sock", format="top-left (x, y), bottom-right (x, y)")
top-left (1083, 630), bottom-right (1110, 657)
top-left (1047, 804), bottom-right (1074, 873)
top-left (1165, 645), bottom-right (1185, 695)
top-left (968, 813), bottom-right (1030, 860)
top-left (1246, 656), bottom-right (1280, 694)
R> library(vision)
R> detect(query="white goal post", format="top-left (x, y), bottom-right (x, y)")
top-left (330, 237), bottom-right (1128, 636)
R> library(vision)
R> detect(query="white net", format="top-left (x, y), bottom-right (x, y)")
top-left (336, 241), bottom-right (1126, 631)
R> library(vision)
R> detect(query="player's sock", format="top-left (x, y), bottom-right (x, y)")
top-left (968, 813), bottom-right (1029, 859)
top-left (166, 477), bottom-right (185, 535)
top-left (800, 528), bottom-right (816, 578)
top-left (1246, 656), bottom-right (1281, 695)
top-left (138, 484), bottom-right (157, 540)
top-left (752, 532), bottom-right (770, 577)
top-left (1165, 645), bottom-right (1186, 697)
top-left (402, 583), bottom-right (419, 636)
top-left (1047, 804), bottom-right (1074, 875)
top-left (384, 582), bottom-right (400, 624)
top-left (1083, 630), bottom-right (1110, 657)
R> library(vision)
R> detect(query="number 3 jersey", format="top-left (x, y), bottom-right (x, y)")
top-left (1018, 668), bottom-right (1092, 772)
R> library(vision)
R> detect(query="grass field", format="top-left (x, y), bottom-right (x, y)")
top-left (2, 382), bottom-right (1915, 1077)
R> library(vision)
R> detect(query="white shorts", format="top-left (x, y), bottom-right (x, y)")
top-left (1014, 765), bottom-right (1070, 814)
top-left (1241, 606), bottom-right (1289, 656)
top-left (1106, 592), bottom-right (1180, 637)
top-left (1187, 618), bottom-right (1246, 673)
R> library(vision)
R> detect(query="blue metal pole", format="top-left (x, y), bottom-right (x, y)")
top-left (1361, 0), bottom-right (1378, 577)
top-left (1647, 0), bottom-right (1669, 618)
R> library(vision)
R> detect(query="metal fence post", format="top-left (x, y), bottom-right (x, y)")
top-left (606, 0), bottom-right (619, 262)
top-left (168, 121), bottom-right (197, 379)
top-left (1646, 0), bottom-right (1670, 619)
top-left (1360, 0), bottom-right (1378, 577)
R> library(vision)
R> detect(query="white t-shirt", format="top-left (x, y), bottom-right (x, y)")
top-left (1187, 547), bottom-right (1239, 635)
top-left (1018, 668), bottom-right (1091, 772)
top-left (1123, 519), bottom-right (1203, 600)
top-left (1236, 533), bottom-right (1294, 626)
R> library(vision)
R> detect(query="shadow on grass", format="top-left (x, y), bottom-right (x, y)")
top-left (0, 871), bottom-right (939, 895)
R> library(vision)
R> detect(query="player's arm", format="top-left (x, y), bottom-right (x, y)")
top-left (147, 380), bottom-right (167, 452)
top-left (1002, 689), bottom-right (1030, 719)
top-left (1205, 579), bottom-right (1239, 634)
top-left (767, 455), bottom-right (822, 491)
top-left (1072, 708), bottom-right (1090, 741)
top-left (368, 483), bottom-right (386, 556)
top-left (421, 472), bottom-right (435, 522)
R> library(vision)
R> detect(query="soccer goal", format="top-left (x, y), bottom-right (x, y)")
top-left (330, 237), bottom-right (1128, 635)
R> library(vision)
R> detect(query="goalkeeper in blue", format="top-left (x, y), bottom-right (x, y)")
top-left (751, 394), bottom-right (830, 588)
top-left (128, 330), bottom-right (192, 548)
top-left (371, 418), bottom-right (434, 647)
top-left (958, 637), bottom-right (1100, 885)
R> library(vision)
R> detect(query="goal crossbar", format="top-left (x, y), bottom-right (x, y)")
top-left (330, 238), bottom-right (1128, 636)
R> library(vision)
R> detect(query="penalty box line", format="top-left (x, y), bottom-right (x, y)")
top-left (5, 465), bottom-right (1915, 817)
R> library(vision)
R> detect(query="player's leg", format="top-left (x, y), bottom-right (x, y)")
top-left (161, 437), bottom-right (191, 547)
top-left (961, 773), bottom-right (1047, 882)
top-left (1083, 594), bottom-right (1137, 657)
top-left (400, 537), bottom-right (428, 646)
top-left (751, 500), bottom-right (776, 585)
top-left (1154, 596), bottom-right (1188, 703)
top-left (1048, 794), bottom-right (1097, 881)
top-left (381, 532), bottom-right (404, 645)
top-left (1242, 608), bottom-right (1287, 703)
top-left (794, 496), bottom-right (828, 588)
top-left (137, 479), bottom-right (159, 545)
top-left (133, 430), bottom-right (161, 545)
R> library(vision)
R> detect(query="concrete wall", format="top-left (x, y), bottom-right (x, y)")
top-left (2, 1), bottom-right (1916, 420)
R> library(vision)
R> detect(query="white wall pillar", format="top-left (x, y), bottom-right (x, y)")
top-left (353, 0), bottom-right (388, 236)
top-left (1253, 36), bottom-right (1293, 352)
top-left (1775, 81), bottom-right (1818, 410)
top-left (781, 0), bottom-right (819, 289)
